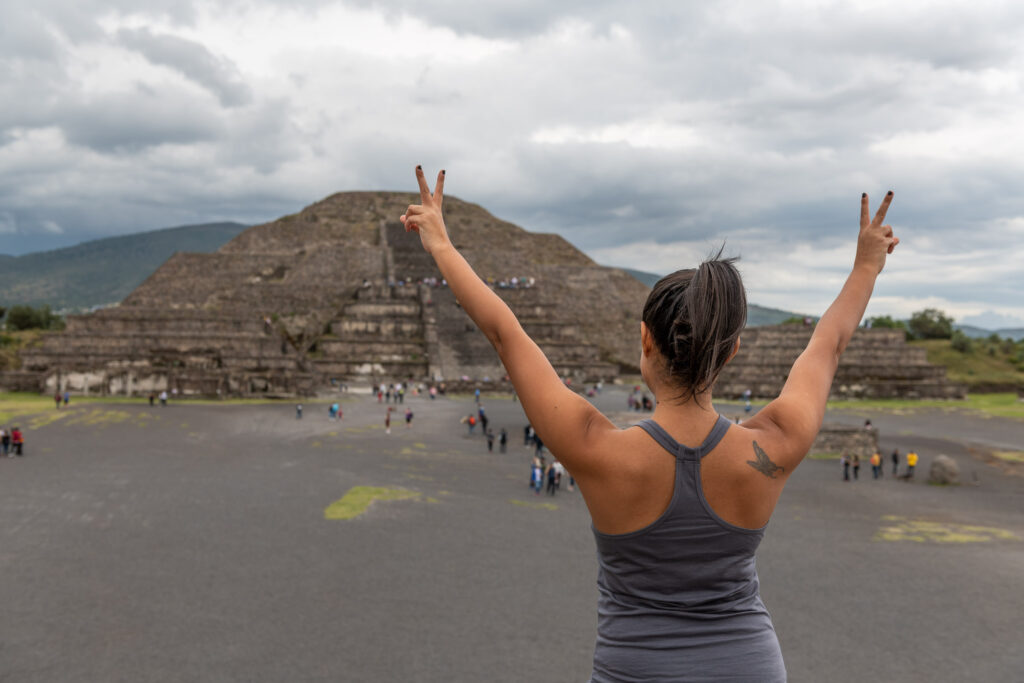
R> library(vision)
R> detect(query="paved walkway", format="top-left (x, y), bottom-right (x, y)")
top-left (1, 389), bottom-right (1021, 681)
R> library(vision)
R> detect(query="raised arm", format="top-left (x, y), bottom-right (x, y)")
top-left (750, 192), bottom-right (899, 472)
top-left (401, 167), bottom-right (612, 475)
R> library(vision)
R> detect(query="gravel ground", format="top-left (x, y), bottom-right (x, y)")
top-left (1, 389), bottom-right (1021, 682)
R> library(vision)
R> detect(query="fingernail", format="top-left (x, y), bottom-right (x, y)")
top-left (416, 165), bottom-right (422, 171)
top-left (862, 192), bottom-right (866, 198)
top-left (441, 169), bottom-right (446, 175)
top-left (887, 190), bottom-right (893, 196)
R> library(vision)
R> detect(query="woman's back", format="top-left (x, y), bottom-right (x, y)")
top-left (591, 416), bottom-right (785, 682)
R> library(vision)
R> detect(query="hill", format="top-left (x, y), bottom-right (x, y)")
top-left (617, 267), bottom-right (803, 327)
top-left (0, 222), bottom-right (249, 311)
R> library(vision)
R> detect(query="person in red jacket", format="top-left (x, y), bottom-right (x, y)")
top-left (11, 426), bottom-right (24, 456)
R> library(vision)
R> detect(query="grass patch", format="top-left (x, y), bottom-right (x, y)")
top-left (509, 499), bottom-right (558, 511)
top-left (992, 450), bottom-right (1024, 463)
top-left (825, 393), bottom-right (1024, 421)
top-left (911, 338), bottom-right (1024, 390)
top-left (324, 486), bottom-right (422, 520)
top-left (874, 516), bottom-right (1019, 543)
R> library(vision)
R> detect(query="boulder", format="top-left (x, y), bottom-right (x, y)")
top-left (929, 454), bottom-right (960, 485)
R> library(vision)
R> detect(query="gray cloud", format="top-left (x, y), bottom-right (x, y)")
top-left (117, 27), bottom-right (252, 107)
top-left (2, 0), bottom-right (1024, 324)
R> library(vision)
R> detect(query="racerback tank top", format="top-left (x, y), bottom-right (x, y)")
top-left (590, 415), bottom-right (786, 682)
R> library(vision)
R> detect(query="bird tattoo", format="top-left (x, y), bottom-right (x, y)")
top-left (747, 440), bottom-right (785, 479)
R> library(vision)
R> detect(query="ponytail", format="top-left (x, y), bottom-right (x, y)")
top-left (642, 247), bottom-right (746, 403)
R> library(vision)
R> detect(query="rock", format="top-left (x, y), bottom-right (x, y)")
top-left (929, 454), bottom-right (960, 485)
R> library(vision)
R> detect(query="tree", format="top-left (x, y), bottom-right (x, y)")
top-left (868, 315), bottom-right (908, 331)
top-left (4, 304), bottom-right (63, 331)
top-left (908, 308), bottom-right (954, 340)
top-left (950, 329), bottom-right (973, 353)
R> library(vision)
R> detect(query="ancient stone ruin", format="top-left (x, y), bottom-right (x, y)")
top-left (4, 192), bottom-right (964, 400)
top-left (715, 325), bottom-right (965, 400)
top-left (11, 192), bottom-right (648, 396)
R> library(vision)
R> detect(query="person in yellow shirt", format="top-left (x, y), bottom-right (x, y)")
top-left (906, 450), bottom-right (919, 478)
top-left (870, 451), bottom-right (882, 479)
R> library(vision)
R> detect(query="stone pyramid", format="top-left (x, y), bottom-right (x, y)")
top-left (18, 192), bottom-right (649, 396)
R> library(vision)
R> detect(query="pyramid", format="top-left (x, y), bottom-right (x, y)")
top-left (17, 192), bottom-right (649, 396)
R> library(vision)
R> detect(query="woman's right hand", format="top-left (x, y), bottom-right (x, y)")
top-left (855, 191), bottom-right (899, 274)
top-left (400, 166), bottom-right (452, 255)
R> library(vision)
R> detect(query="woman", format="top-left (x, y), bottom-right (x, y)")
top-left (402, 167), bottom-right (897, 681)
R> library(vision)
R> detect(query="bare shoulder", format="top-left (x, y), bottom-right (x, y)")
top-left (699, 422), bottom-right (800, 528)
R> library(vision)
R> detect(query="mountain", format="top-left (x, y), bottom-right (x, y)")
top-left (955, 324), bottom-right (1024, 341)
top-left (617, 267), bottom-right (804, 327)
top-left (0, 222), bottom-right (249, 311)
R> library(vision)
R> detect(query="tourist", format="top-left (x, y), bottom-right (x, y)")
top-left (906, 450), bottom-right (919, 478)
top-left (841, 452), bottom-right (850, 481)
top-left (891, 448), bottom-right (900, 476)
top-left (148, 392), bottom-right (155, 406)
top-left (0, 427), bottom-right (9, 456)
top-left (295, 403), bottom-right (303, 419)
top-left (870, 450), bottom-right (881, 479)
top-left (546, 462), bottom-right (559, 496)
top-left (524, 424), bottom-right (532, 446)
top-left (385, 407), bottom-right (392, 435)
top-left (63, 390), bottom-right (70, 406)
top-left (401, 166), bottom-right (898, 679)
top-left (474, 388), bottom-right (481, 404)
top-left (530, 458), bottom-right (544, 495)
top-left (465, 414), bottom-right (476, 434)
top-left (54, 391), bottom-right (62, 409)
top-left (499, 428), bottom-right (508, 453)
top-left (405, 408), bottom-right (414, 429)
top-left (486, 429), bottom-right (494, 452)
top-left (11, 426), bottom-right (24, 456)
top-left (852, 453), bottom-right (861, 480)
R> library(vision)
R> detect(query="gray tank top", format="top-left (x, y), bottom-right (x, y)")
top-left (591, 416), bottom-right (786, 682)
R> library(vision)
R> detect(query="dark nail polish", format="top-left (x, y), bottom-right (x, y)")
top-left (416, 165), bottom-right (422, 170)
top-left (887, 190), bottom-right (893, 196)
top-left (862, 193), bottom-right (866, 198)
top-left (441, 169), bottom-right (446, 176)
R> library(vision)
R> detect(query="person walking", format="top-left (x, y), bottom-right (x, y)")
top-left (852, 453), bottom-right (861, 480)
top-left (891, 448), bottom-right (900, 476)
top-left (0, 427), bottom-right (9, 457)
top-left (546, 462), bottom-right (559, 496)
top-left (54, 392), bottom-right (62, 409)
top-left (401, 165), bottom-right (898, 680)
top-left (870, 451), bottom-right (881, 479)
top-left (295, 403), bottom-right (303, 419)
top-left (499, 428), bottom-right (508, 453)
top-left (405, 407), bottom-right (413, 429)
top-left (11, 426), bottom-right (24, 456)
top-left (841, 452), bottom-right (850, 481)
top-left (530, 458), bottom-right (544, 495)
top-left (486, 429), bottom-right (495, 452)
top-left (385, 407), bottom-right (392, 435)
top-left (524, 424), bottom-right (532, 447)
top-left (906, 450), bottom-right (918, 479)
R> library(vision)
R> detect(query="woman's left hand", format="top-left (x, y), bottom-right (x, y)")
top-left (400, 166), bottom-right (451, 255)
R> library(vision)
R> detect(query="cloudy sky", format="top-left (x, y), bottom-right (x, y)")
top-left (1, 0), bottom-right (1023, 328)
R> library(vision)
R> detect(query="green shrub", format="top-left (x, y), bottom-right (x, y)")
top-left (950, 330), bottom-right (973, 353)
top-left (908, 308), bottom-right (954, 339)
top-left (5, 304), bottom-right (64, 331)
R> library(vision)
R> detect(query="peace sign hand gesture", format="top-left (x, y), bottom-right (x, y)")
top-left (855, 191), bottom-right (899, 274)
top-left (400, 166), bottom-right (450, 255)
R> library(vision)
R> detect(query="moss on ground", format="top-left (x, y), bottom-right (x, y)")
top-left (323, 486), bottom-right (422, 520)
top-left (874, 515), bottom-right (1019, 543)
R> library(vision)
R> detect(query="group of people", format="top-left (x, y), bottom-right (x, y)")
top-left (52, 390), bottom-right (70, 408)
top-left (627, 387), bottom-right (653, 411)
top-left (841, 448), bottom-right (919, 480)
top-left (490, 276), bottom-right (536, 289)
top-left (0, 426), bottom-right (25, 456)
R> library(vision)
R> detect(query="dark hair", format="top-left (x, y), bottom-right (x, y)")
top-left (641, 248), bottom-right (746, 404)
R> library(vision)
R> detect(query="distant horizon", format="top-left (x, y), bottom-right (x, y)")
top-left (2, 212), bottom-right (1021, 334)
